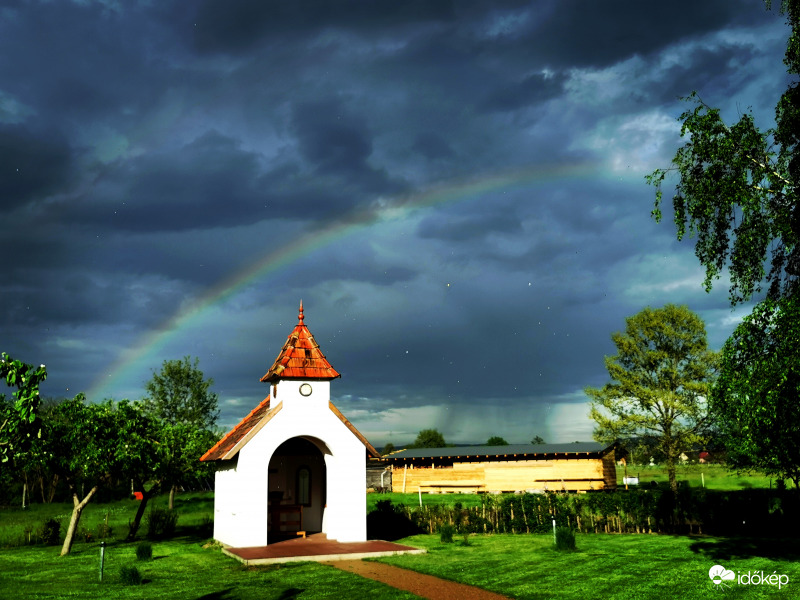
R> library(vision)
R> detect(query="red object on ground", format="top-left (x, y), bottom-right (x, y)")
top-left (133, 491), bottom-right (144, 500)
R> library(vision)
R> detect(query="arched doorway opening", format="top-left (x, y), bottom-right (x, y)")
top-left (268, 437), bottom-right (328, 540)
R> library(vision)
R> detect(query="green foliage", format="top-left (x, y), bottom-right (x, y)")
top-left (712, 294), bottom-right (800, 487)
top-left (647, 0), bottom-right (800, 493)
top-left (0, 353), bottom-right (46, 464)
top-left (554, 526), bottom-right (576, 551)
top-left (375, 487), bottom-right (800, 538)
top-left (586, 304), bottom-right (718, 492)
top-left (531, 435), bottom-right (546, 444)
top-left (96, 522), bottom-right (113, 540)
top-left (145, 507), bottom-right (178, 540)
top-left (37, 518), bottom-right (61, 546)
top-left (136, 541), bottom-right (153, 561)
top-left (647, 93), bottom-right (796, 304)
top-left (119, 565), bottom-right (143, 586)
top-left (381, 442), bottom-right (396, 455)
top-left (410, 428), bottom-right (446, 449)
top-left (486, 436), bottom-right (508, 446)
top-left (439, 524), bottom-right (455, 543)
top-left (142, 356), bottom-right (218, 429)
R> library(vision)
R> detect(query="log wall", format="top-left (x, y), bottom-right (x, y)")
top-left (394, 454), bottom-right (616, 493)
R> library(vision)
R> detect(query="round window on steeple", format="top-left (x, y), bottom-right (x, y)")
top-left (299, 383), bottom-right (312, 396)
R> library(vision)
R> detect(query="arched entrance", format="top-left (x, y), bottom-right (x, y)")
top-left (268, 437), bottom-right (328, 539)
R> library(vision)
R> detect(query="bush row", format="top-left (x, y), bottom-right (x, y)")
top-left (368, 486), bottom-right (800, 539)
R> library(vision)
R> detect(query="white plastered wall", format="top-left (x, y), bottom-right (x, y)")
top-left (212, 379), bottom-right (367, 547)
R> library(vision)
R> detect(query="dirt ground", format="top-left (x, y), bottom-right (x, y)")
top-left (326, 559), bottom-right (512, 600)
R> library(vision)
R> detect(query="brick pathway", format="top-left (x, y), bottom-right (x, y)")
top-left (327, 560), bottom-right (512, 600)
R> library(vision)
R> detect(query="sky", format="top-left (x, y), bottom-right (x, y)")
top-left (1, 0), bottom-right (793, 447)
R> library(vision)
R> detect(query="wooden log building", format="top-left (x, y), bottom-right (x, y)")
top-left (379, 442), bottom-right (617, 493)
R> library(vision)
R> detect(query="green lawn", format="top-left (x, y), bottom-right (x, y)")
top-left (2, 531), bottom-right (797, 599)
top-left (378, 533), bottom-right (800, 599)
top-left (3, 488), bottom-right (798, 599)
top-left (0, 539), bottom-right (420, 599)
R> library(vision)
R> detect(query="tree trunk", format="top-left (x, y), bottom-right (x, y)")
top-left (126, 483), bottom-right (158, 541)
top-left (47, 474), bottom-right (59, 503)
top-left (169, 484), bottom-right (176, 510)
top-left (666, 453), bottom-right (677, 494)
top-left (21, 479), bottom-right (27, 509)
top-left (60, 485), bottom-right (99, 556)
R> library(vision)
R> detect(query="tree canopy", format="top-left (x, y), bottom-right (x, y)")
top-left (410, 428), bottom-right (446, 449)
top-left (486, 436), bottom-right (508, 446)
top-left (647, 0), bottom-right (800, 483)
top-left (141, 356), bottom-right (219, 511)
top-left (531, 435), bottom-right (546, 445)
top-left (712, 294), bottom-right (800, 487)
top-left (647, 1), bottom-right (799, 305)
top-left (586, 304), bottom-right (718, 493)
top-left (1, 353), bottom-right (46, 465)
top-left (142, 356), bottom-right (218, 430)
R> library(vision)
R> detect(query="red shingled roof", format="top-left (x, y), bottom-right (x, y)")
top-left (200, 397), bottom-right (282, 461)
top-left (260, 301), bottom-right (341, 382)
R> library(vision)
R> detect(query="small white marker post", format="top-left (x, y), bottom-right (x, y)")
top-left (552, 518), bottom-right (556, 545)
top-left (701, 473), bottom-right (705, 488)
top-left (419, 487), bottom-right (423, 507)
top-left (99, 541), bottom-right (106, 582)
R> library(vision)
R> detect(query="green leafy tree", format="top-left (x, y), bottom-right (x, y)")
top-left (381, 442), bottom-right (396, 455)
top-left (530, 435), bottom-right (546, 445)
top-left (647, 0), bottom-right (800, 483)
top-left (713, 295), bottom-right (800, 487)
top-left (125, 420), bottom-right (217, 540)
top-left (586, 305), bottom-right (718, 493)
top-left (50, 396), bottom-right (153, 555)
top-left (410, 428), bottom-right (446, 449)
top-left (486, 436), bottom-right (508, 446)
top-left (143, 356), bottom-right (218, 429)
top-left (1, 353), bottom-right (46, 465)
top-left (142, 356), bottom-right (218, 509)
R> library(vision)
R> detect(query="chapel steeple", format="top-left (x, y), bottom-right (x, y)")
top-left (260, 301), bottom-right (341, 383)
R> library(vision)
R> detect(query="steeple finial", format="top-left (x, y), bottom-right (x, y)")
top-left (298, 300), bottom-right (304, 323)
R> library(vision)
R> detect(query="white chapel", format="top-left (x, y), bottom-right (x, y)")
top-left (201, 302), bottom-right (379, 548)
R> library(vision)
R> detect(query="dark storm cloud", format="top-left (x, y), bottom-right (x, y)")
top-left (417, 210), bottom-right (523, 241)
top-left (1, 0), bottom-right (789, 442)
top-left (290, 97), bottom-right (405, 195)
top-left (0, 124), bottom-right (73, 211)
top-left (411, 132), bottom-right (455, 160)
top-left (527, 0), bottom-right (777, 69)
top-left (58, 129), bottom-right (395, 233)
top-left (190, 0), bottom-right (459, 54)
top-left (478, 72), bottom-right (567, 113)
top-left (0, 1), bottom-right (177, 126)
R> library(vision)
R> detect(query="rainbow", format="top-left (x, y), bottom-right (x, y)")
top-left (87, 161), bottom-right (599, 400)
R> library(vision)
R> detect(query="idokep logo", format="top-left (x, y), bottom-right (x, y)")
top-left (708, 564), bottom-right (790, 591)
top-left (708, 565), bottom-right (735, 589)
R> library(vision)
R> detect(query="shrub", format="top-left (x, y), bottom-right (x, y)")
top-left (37, 518), bottom-right (61, 546)
top-left (119, 565), bottom-right (143, 585)
top-left (136, 542), bottom-right (153, 561)
top-left (199, 514), bottom-right (214, 537)
top-left (554, 526), bottom-right (576, 551)
top-left (145, 507), bottom-right (178, 540)
top-left (439, 524), bottom-right (455, 543)
top-left (96, 522), bottom-right (113, 540)
top-left (460, 533), bottom-right (471, 546)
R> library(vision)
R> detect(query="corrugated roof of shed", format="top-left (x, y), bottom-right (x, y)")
top-left (381, 442), bottom-right (612, 461)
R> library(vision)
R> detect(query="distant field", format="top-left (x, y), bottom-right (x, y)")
top-left (617, 463), bottom-right (775, 490)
